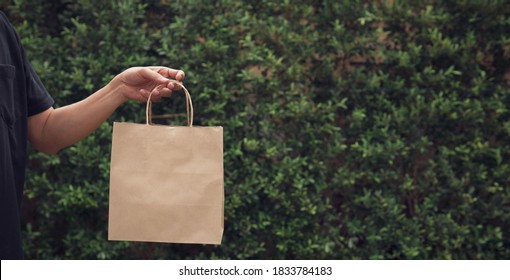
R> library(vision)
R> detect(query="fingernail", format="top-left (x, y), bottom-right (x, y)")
top-left (168, 83), bottom-right (175, 89)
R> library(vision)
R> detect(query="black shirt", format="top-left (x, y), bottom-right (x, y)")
top-left (0, 11), bottom-right (54, 259)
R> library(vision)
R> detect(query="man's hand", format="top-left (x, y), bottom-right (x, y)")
top-left (28, 66), bottom-right (186, 154)
top-left (114, 66), bottom-right (185, 102)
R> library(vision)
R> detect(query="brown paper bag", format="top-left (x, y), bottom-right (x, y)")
top-left (108, 82), bottom-right (223, 244)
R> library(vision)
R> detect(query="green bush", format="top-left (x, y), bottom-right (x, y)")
top-left (3, 0), bottom-right (509, 259)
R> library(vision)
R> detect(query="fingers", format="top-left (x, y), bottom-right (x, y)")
top-left (134, 67), bottom-right (184, 102)
top-left (157, 86), bottom-right (173, 98)
top-left (140, 86), bottom-right (173, 102)
top-left (139, 67), bottom-right (171, 85)
top-left (176, 70), bottom-right (185, 81)
top-left (139, 89), bottom-right (154, 102)
top-left (160, 87), bottom-right (173, 98)
top-left (138, 68), bottom-right (177, 92)
top-left (148, 66), bottom-right (185, 79)
top-left (161, 72), bottom-right (183, 91)
top-left (148, 66), bottom-right (185, 86)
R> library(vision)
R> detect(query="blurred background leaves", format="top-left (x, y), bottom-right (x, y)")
top-left (1, 0), bottom-right (509, 259)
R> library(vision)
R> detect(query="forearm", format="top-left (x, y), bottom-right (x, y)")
top-left (28, 66), bottom-right (183, 154)
top-left (32, 81), bottom-right (127, 154)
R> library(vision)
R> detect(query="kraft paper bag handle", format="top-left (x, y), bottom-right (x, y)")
top-left (146, 80), bottom-right (194, 127)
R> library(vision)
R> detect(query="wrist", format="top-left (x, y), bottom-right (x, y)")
top-left (106, 76), bottom-right (129, 104)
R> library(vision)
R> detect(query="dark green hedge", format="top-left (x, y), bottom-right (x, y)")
top-left (3, 0), bottom-right (509, 259)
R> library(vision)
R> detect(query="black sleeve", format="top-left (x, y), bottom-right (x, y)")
top-left (24, 56), bottom-right (55, 116)
top-left (0, 11), bottom-right (54, 116)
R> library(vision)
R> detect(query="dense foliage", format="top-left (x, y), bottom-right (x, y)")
top-left (2, 0), bottom-right (509, 259)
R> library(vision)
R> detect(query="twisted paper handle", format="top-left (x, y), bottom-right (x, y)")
top-left (145, 80), bottom-right (193, 127)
